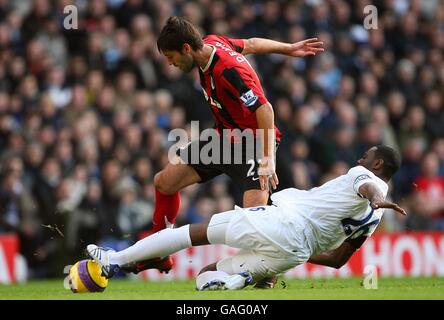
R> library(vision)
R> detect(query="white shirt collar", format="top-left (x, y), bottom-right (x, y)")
top-left (200, 45), bottom-right (216, 72)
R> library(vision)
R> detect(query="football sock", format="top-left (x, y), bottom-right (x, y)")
top-left (152, 190), bottom-right (180, 232)
top-left (196, 271), bottom-right (230, 290)
top-left (109, 225), bottom-right (191, 266)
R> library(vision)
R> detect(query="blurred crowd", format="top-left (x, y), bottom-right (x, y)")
top-left (0, 0), bottom-right (443, 278)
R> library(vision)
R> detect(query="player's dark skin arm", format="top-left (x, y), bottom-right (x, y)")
top-left (308, 183), bottom-right (407, 268)
top-left (308, 237), bottom-right (367, 269)
top-left (359, 182), bottom-right (407, 215)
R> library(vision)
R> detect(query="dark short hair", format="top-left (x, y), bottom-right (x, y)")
top-left (157, 16), bottom-right (203, 52)
top-left (374, 145), bottom-right (401, 179)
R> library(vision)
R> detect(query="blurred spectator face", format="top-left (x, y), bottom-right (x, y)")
top-left (97, 126), bottom-right (114, 149)
top-left (386, 91), bottom-right (406, 117)
top-left (86, 181), bottom-right (102, 202)
top-left (7, 132), bottom-right (25, 152)
top-left (131, 14), bottom-right (152, 37)
top-left (133, 158), bottom-right (152, 181)
top-left (361, 122), bottom-right (382, 145)
top-left (113, 144), bottom-right (131, 165)
top-left (421, 152), bottom-right (440, 177)
top-left (25, 143), bottom-right (44, 167)
top-left (70, 85), bottom-right (88, 110)
top-left (140, 109), bottom-right (157, 131)
top-left (40, 95), bottom-right (56, 117)
top-left (335, 126), bottom-right (355, 148)
top-left (114, 29), bottom-right (131, 54)
top-left (97, 86), bottom-right (115, 110)
top-left (294, 106), bottom-right (316, 135)
top-left (100, 15), bottom-right (116, 35)
top-left (371, 105), bottom-right (389, 126)
top-left (89, 0), bottom-right (107, 18)
top-left (291, 139), bottom-right (309, 160)
top-left (401, 12), bottom-right (418, 35)
top-left (33, 0), bottom-right (50, 16)
top-left (403, 138), bottom-right (426, 162)
top-left (360, 73), bottom-right (378, 96)
top-left (112, 110), bottom-right (132, 131)
top-left (181, 1), bottom-right (203, 26)
top-left (397, 59), bottom-right (416, 83)
top-left (69, 56), bottom-right (88, 79)
top-left (335, 101), bottom-right (356, 126)
top-left (19, 75), bottom-right (39, 99)
top-left (86, 70), bottom-right (104, 93)
top-left (38, 126), bottom-right (57, 147)
top-left (368, 29), bottom-right (385, 49)
top-left (46, 66), bottom-right (66, 87)
top-left (102, 160), bottom-right (121, 185)
top-left (291, 162), bottom-right (311, 189)
top-left (134, 92), bottom-right (153, 113)
top-left (117, 72), bottom-right (136, 94)
top-left (424, 91), bottom-right (442, 112)
top-left (41, 157), bottom-right (61, 185)
top-left (5, 157), bottom-right (24, 177)
top-left (333, 0), bottom-right (351, 25)
top-left (55, 140), bottom-right (73, 162)
top-left (406, 106), bottom-right (425, 130)
top-left (154, 90), bottom-right (173, 113)
top-left (9, 57), bottom-right (26, 80)
top-left (124, 125), bottom-right (142, 149)
top-left (170, 107), bottom-right (186, 129)
top-left (339, 75), bottom-right (355, 99)
top-left (88, 33), bottom-right (104, 56)
top-left (275, 98), bottom-right (292, 123)
top-left (195, 197), bottom-right (216, 222)
top-left (78, 139), bottom-right (98, 164)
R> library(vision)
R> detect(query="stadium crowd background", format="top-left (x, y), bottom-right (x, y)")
top-left (0, 0), bottom-right (443, 278)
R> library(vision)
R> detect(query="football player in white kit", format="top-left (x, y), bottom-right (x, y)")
top-left (87, 145), bottom-right (406, 290)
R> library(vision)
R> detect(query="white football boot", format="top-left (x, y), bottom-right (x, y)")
top-left (86, 244), bottom-right (120, 279)
top-left (199, 272), bottom-right (253, 291)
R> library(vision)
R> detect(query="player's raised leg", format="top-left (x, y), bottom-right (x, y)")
top-left (152, 157), bottom-right (202, 231)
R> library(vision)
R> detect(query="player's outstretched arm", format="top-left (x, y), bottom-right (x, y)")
top-left (256, 103), bottom-right (279, 191)
top-left (358, 183), bottom-right (407, 215)
top-left (242, 37), bottom-right (324, 57)
top-left (307, 236), bottom-right (367, 269)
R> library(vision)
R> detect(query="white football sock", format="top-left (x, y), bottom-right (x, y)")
top-left (109, 225), bottom-right (192, 266)
top-left (195, 270), bottom-right (230, 290)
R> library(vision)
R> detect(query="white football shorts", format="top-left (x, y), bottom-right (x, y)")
top-left (207, 205), bottom-right (311, 281)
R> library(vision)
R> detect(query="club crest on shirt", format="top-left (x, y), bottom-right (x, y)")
top-left (240, 89), bottom-right (258, 107)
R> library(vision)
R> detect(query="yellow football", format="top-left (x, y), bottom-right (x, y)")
top-left (68, 259), bottom-right (108, 293)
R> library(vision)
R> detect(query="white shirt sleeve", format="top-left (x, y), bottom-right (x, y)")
top-left (348, 166), bottom-right (384, 196)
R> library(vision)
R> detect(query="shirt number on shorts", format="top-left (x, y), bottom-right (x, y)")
top-left (249, 206), bottom-right (265, 211)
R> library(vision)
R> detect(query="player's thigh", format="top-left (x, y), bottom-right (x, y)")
top-left (206, 209), bottom-right (238, 244)
top-left (216, 250), bottom-right (294, 282)
top-left (155, 159), bottom-right (202, 194)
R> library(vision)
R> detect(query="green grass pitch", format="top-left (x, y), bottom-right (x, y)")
top-left (1, 277), bottom-right (443, 300)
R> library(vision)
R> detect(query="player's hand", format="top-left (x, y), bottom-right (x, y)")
top-left (370, 200), bottom-right (407, 215)
top-left (287, 38), bottom-right (324, 57)
top-left (258, 157), bottom-right (279, 192)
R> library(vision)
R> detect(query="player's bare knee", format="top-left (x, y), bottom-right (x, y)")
top-left (198, 263), bottom-right (217, 275)
top-left (154, 172), bottom-right (174, 194)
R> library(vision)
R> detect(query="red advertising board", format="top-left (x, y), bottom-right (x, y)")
top-left (0, 233), bottom-right (19, 284)
top-left (137, 232), bottom-right (444, 280)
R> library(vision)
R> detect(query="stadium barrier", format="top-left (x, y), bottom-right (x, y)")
top-left (0, 233), bottom-right (27, 284)
top-left (136, 232), bottom-right (444, 280)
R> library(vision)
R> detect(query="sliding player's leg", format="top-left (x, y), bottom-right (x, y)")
top-left (86, 209), bottom-right (238, 278)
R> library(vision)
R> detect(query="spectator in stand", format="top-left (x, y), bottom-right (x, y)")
top-left (409, 152), bottom-right (444, 230)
